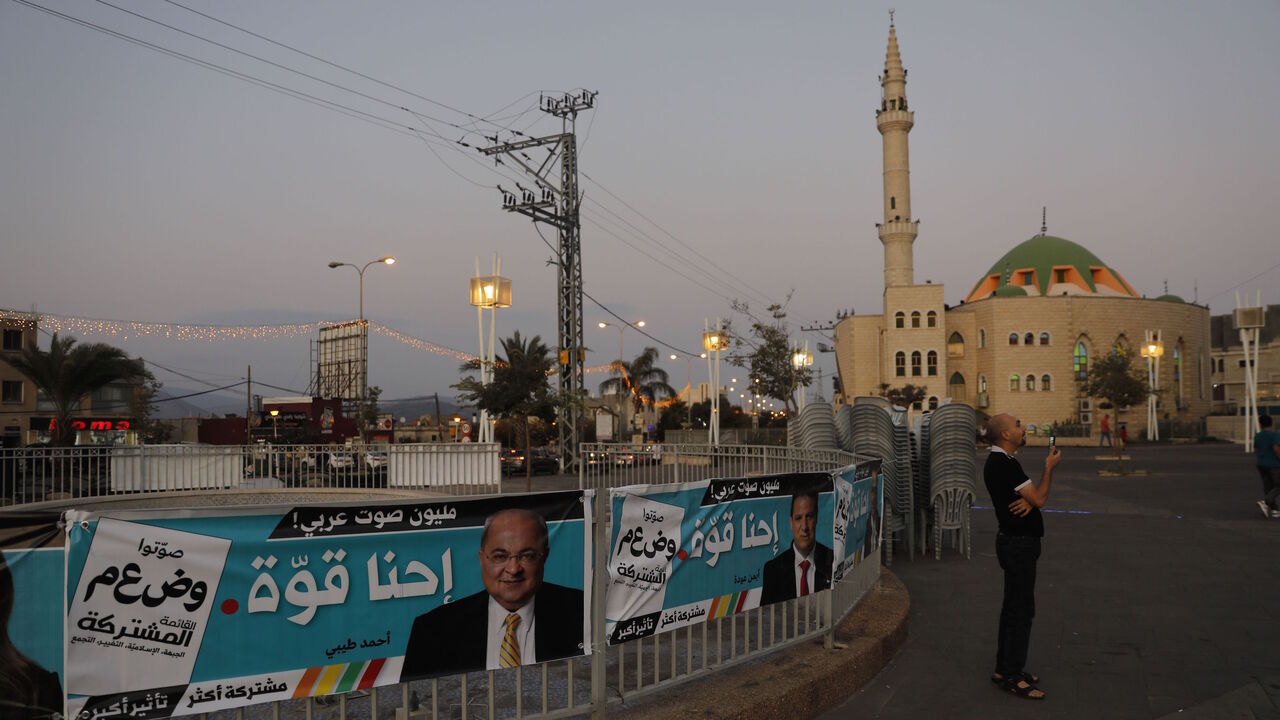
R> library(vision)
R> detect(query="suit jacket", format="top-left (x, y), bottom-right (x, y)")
top-left (759, 543), bottom-right (833, 606)
top-left (400, 582), bottom-right (584, 681)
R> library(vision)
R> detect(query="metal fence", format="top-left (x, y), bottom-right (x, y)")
top-left (0, 442), bottom-right (501, 505)
top-left (0, 442), bottom-right (881, 719)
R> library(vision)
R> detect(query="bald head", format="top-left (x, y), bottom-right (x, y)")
top-left (987, 413), bottom-right (1025, 451)
top-left (988, 414), bottom-right (1015, 438)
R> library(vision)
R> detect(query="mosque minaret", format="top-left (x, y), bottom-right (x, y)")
top-left (876, 15), bottom-right (918, 290)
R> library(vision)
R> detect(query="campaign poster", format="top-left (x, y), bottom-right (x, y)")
top-left (832, 460), bottom-right (883, 581)
top-left (62, 491), bottom-right (592, 719)
top-left (1, 510), bottom-right (65, 720)
top-left (605, 472), bottom-right (833, 644)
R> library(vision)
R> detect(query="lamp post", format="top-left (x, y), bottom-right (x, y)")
top-left (327, 256), bottom-right (395, 441)
top-left (269, 409), bottom-right (279, 440)
top-left (469, 253), bottom-right (513, 445)
top-left (792, 341), bottom-right (814, 411)
top-left (703, 319), bottom-right (730, 446)
top-left (599, 320), bottom-right (644, 441)
top-left (671, 353), bottom-right (699, 430)
top-left (1140, 330), bottom-right (1164, 441)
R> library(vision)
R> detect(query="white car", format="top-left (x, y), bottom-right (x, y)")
top-left (365, 451), bottom-right (388, 471)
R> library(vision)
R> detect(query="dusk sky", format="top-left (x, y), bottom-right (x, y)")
top-left (2, 1), bottom-right (1278, 410)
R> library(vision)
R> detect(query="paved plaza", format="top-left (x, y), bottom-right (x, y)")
top-left (821, 441), bottom-right (1280, 720)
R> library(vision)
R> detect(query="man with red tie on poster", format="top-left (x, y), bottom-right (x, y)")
top-left (759, 490), bottom-right (833, 604)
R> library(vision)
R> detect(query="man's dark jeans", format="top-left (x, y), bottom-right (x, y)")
top-left (995, 533), bottom-right (1041, 676)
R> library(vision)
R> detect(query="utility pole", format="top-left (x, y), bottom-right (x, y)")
top-left (482, 90), bottom-right (597, 472)
top-left (802, 319), bottom-right (840, 403)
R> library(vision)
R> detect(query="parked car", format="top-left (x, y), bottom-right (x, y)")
top-left (529, 449), bottom-right (559, 475)
top-left (501, 449), bottom-right (526, 475)
top-left (365, 451), bottom-right (388, 472)
top-left (326, 452), bottom-right (356, 472)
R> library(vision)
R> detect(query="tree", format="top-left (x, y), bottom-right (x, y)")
top-left (877, 383), bottom-right (929, 409)
top-left (129, 373), bottom-right (169, 444)
top-left (657, 399), bottom-right (689, 439)
top-left (358, 385), bottom-right (384, 437)
top-left (454, 331), bottom-right (556, 488)
top-left (0, 332), bottom-right (149, 446)
top-left (598, 347), bottom-right (677, 429)
top-left (728, 300), bottom-right (811, 415)
top-left (1083, 342), bottom-right (1151, 421)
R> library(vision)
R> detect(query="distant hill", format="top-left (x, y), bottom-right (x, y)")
top-left (148, 387), bottom-right (469, 422)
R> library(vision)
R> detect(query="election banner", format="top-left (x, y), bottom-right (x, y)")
top-left (1, 510), bottom-right (65, 720)
top-left (832, 460), bottom-right (883, 581)
top-left (605, 472), bottom-right (833, 644)
top-left (63, 491), bottom-right (593, 719)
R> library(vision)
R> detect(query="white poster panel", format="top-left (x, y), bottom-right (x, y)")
top-left (604, 493), bottom-right (683, 628)
top-left (66, 517), bottom-right (231, 696)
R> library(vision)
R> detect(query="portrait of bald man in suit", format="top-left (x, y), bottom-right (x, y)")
top-left (400, 508), bottom-right (584, 680)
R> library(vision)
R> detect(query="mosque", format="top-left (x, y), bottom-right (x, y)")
top-left (832, 20), bottom-right (1212, 442)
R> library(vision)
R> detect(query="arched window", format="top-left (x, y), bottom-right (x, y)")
top-left (927, 310), bottom-right (937, 328)
top-left (912, 399), bottom-right (922, 411)
top-left (1024, 332), bottom-right (1035, 346)
top-left (1074, 342), bottom-right (1089, 380)
top-left (1174, 341), bottom-right (1184, 405)
top-left (949, 372), bottom-right (966, 401)
top-left (948, 332), bottom-right (964, 358)
top-left (895, 351), bottom-right (906, 377)
top-left (1041, 374), bottom-right (1052, 391)
top-left (890, 196), bottom-right (896, 210)
top-left (928, 396), bottom-right (939, 410)
top-left (895, 311), bottom-right (904, 329)
top-left (979, 374), bottom-right (987, 393)
top-left (1040, 332), bottom-right (1050, 346)
top-left (911, 351), bottom-right (922, 376)
top-left (1217, 358), bottom-right (1224, 372)
top-left (927, 350), bottom-right (938, 376)
top-left (979, 328), bottom-right (987, 348)
top-left (1114, 334), bottom-right (1128, 356)
top-left (1025, 374), bottom-right (1036, 391)
top-left (1010, 374), bottom-right (1020, 391)
top-left (1009, 332), bottom-right (1019, 346)
top-left (911, 311), bottom-right (921, 328)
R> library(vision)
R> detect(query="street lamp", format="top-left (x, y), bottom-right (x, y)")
top-left (703, 319), bottom-right (730, 446)
top-left (792, 341), bottom-right (814, 410)
top-left (470, 253), bottom-right (512, 445)
top-left (599, 320), bottom-right (644, 441)
top-left (328, 255), bottom-right (395, 441)
top-left (1140, 330), bottom-right (1164, 441)
top-left (269, 409), bottom-right (279, 440)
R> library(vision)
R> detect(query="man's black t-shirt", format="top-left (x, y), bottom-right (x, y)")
top-left (983, 449), bottom-right (1043, 537)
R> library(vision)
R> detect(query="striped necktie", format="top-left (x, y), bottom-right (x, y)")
top-left (499, 612), bottom-right (521, 668)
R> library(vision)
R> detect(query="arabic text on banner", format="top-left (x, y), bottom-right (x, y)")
top-left (833, 460), bottom-right (883, 581)
top-left (62, 491), bottom-right (592, 719)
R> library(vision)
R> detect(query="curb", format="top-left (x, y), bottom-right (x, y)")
top-left (611, 568), bottom-right (910, 719)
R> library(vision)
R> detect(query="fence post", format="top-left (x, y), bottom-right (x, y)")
top-left (590, 489), bottom-right (608, 718)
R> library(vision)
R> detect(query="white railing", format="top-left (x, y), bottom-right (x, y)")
top-left (0, 442), bottom-right (501, 505)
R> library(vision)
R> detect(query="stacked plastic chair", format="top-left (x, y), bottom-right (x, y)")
top-left (849, 398), bottom-right (914, 564)
top-left (835, 404), bottom-right (856, 454)
top-left (925, 402), bottom-right (978, 559)
top-left (791, 402), bottom-right (839, 451)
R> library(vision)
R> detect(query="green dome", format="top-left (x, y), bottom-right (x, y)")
top-left (1156, 294), bottom-right (1185, 303)
top-left (994, 284), bottom-right (1028, 297)
top-left (966, 234), bottom-right (1139, 301)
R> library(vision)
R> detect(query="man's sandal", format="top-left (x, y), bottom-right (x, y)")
top-left (1001, 676), bottom-right (1045, 700)
top-left (991, 671), bottom-right (1040, 684)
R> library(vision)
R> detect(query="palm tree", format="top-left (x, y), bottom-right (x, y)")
top-left (0, 333), bottom-right (148, 446)
top-left (599, 347), bottom-right (677, 431)
top-left (454, 330), bottom-right (556, 489)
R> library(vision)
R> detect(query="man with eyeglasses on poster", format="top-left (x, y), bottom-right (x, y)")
top-left (400, 508), bottom-right (584, 680)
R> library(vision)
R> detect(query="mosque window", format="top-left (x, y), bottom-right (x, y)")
top-left (979, 329), bottom-right (986, 348)
top-left (911, 351), bottom-right (922, 376)
top-left (1041, 374), bottom-right (1052, 391)
top-left (891, 196), bottom-right (896, 210)
top-left (1024, 332), bottom-right (1034, 346)
top-left (927, 310), bottom-right (937, 328)
top-left (1040, 332), bottom-right (1050, 346)
top-left (1074, 342), bottom-right (1089, 380)
top-left (1055, 269), bottom-right (1067, 284)
top-left (1009, 332), bottom-right (1019, 346)
top-left (1025, 374), bottom-right (1036, 391)
top-left (949, 373), bottom-right (966, 401)
top-left (1114, 335), bottom-right (1128, 356)
top-left (947, 332), bottom-right (964, 358)
top-left (895, 312), bottom-right (904, 329)
top-left (1022, 271), bottom-right (1034, 285)
top-left (928, 396), bottom-right (939, 410)
top-left (911, 311), bottom-right (921, 328)
top-left (978, 375), bottom-right (987, 393)
top-left (1217, 358), bottom-right (1224, 372)
top-left (1175, 342), bottom-right (1184, 405)
top-left (895, 352), bottom-right (906, 377)
top-left (927, 351), bottom-right (938, 376)
top-left (1010, 374), bottom-right (1020, 392)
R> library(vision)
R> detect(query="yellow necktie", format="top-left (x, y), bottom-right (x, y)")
top-left (499, 612), bottom-right (521, 668)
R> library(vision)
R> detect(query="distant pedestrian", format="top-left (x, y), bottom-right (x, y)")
top-left (1118, 423), bottom-right (1127, 454)
top-left (1254, 415), bottom-right (1280, 519)
top-left (983, 413), bottom-right (1061, 701)
top-left (1098, 414), bottom-right (1112, 448)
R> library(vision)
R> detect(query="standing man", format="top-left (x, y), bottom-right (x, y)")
top-left (760, 490), bottom-right (834, 604)
top-left (1255, 415), bottom-right (1280, 518)
top-left (1098, 414), bottom-right (1112, 448)
top-left (983, 413), bottom-right (1061, 700)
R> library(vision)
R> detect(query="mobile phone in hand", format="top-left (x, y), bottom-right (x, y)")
top-left (1049, 435), bottom-right (1056, 448)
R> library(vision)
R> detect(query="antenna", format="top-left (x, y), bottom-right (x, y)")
top-left (1040, 206), bottom-right (1047, 236)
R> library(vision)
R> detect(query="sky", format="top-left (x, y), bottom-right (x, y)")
top-left (2, 0), bottom-right (1278, 411)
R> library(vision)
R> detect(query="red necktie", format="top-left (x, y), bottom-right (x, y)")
top-left (799, 559), bottom-right (811, 596)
